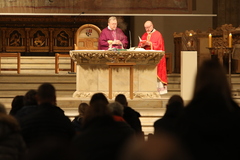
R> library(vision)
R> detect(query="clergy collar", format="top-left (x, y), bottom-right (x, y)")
top-left (148, 29), bottom-right (156, 34)
top-left (108, 26), bottom-right (116, 31)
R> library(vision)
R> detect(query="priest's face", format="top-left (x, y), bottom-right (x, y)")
top-left (144, 22), bottom-right (153, 33)
top-left (108, 19), bottom-right (117, 30)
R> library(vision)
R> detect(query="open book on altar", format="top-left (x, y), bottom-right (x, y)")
top-left (138, 36), bottom-right (146, 43)
top-left (138, 36), bottom-right (147, 47)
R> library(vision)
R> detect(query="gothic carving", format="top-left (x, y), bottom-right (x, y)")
top-left (0, 16), bottom-right (130, 55)
top-left (73, 91), bottom-right (161, 98)
top-left (53, 28), bottom-right (74, 52)
top-left (29, 28), bottom-right (50, 52)
top-left (5, 28), bottom-right (26, 52)
top-left (70, 50), bottom-right (164, 65)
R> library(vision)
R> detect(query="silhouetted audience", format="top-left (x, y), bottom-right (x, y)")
top-left (108, 102), bottom-right (126, 122)
top-left (120, 131), bottom-right (191, 160)
top-left (72, 93), bottom-right (134, 160)
top-left (0, 103), bottom-right (26, 160)
top-left (3, 59), bottom-right (240, 160)
top-left (15, 89), bottom-right (38, 123)
top-left (0, 102), bottom-right (7, 114)
top-left (24, 138), bottom-right (77, 160)
top-left (154, 94), bottom-right (184, 135)
top-left (115, 94), bottom-right (143, 136)
top-left (176, 59), bottom-right (240, 160)
top-left (9, 95), bottom-right (24, 116)
top-left (71, 102), bottom-right (89, 133)
top-left (20, 83), bottom-right (75, 147)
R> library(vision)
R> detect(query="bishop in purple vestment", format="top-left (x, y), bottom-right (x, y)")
top-left (98, 17), bottom-right (128, 50)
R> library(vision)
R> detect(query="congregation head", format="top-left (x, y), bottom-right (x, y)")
top-left (83, 93), bottom-right (111, 126)
top-left (78, 102), bottom-right (89, 117)
top-left (166, 95), bottom-right (184, 116)
top-left (10, 95), bottom-right (24, 116)
top-left (193, 59), bottom-right (231, 101)
top-left (89, 92), bottom-right (109, 107)
top-left (115, 94), bottom-right (128, 106)
top-left (0, 102), bottom-right (7, 114)
top-left (36, 83), bottom-right (56, 105)
top-left (24, 89), bottom-right (38, 106)
top-left (108, 102), bottom-right (124, 116)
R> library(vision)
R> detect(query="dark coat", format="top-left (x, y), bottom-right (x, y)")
top-left (20, 103), bottom-right (75, 146)
top-left (0, 113), bottom-right (26, 160)
top-left (176, 98), bottom-right (240, 160)
top-left (154, 101), bottom-right (184, 135)
top-left (14, 105), bottom-right (38, 123)
top-left (71, 116), bottom-right (83, 132)
top-left (72, 116), bottom-right (134, 160)
top-left (123, 106), bottom-right (142, 134)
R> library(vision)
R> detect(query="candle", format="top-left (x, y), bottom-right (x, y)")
top-left (189, 33), bottom-right (192, 36)
top-left (208, 33), bottom-right (212, 48)
top-left (229, 33), bottom-right (232, 48)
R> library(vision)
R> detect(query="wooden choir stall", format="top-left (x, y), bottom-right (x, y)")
top-left (173, 24), bottom-right (240, 74)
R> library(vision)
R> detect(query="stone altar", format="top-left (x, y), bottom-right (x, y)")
top-left (70, 50), bottom-right (165, 99)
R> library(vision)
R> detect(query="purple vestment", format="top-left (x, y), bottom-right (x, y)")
top-left (98, 27), bottom-right (128, 50)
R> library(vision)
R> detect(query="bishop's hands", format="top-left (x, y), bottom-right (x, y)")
top-left (107, 40), bottom-right (121, 45)
top-left (112, 40), bottom-right (122, 45)
top-left (107, 39), bottom-right (123, 49)
top-left (138, 40), bottom-right (151, 48)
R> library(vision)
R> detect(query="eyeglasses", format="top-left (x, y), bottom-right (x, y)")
top-left (144, 25), bottom-right (153, 29)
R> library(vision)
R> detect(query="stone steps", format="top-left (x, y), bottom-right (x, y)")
top-left (1, 56), bottom-right (240, 136)
top-left (0, 56), bottom-right (72, 74)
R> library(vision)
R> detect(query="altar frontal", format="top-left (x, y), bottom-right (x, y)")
top-left (70, 50), bottom-right (165, 99)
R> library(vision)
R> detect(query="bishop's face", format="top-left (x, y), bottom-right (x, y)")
top-left (108, 19), bottom-right (117, 30)
top-left (144, 23), bottom-right (153, 33)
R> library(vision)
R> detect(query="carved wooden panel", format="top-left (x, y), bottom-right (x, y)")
top-left (29, 28), bottom-right (49, 52)
top-left (5, 28), bottom-right (26, 52)
top-left (0, 16), bottom-right (129, 55)
top-left (53, 28), bottom-right (74, 53)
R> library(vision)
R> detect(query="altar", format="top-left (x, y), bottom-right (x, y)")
top-left (70, 50), bottom-right (165, 99)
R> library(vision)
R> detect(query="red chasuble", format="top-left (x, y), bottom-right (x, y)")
top-left (139, 30), bottom-right (167, 85)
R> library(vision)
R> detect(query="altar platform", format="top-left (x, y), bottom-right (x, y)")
top-left (1, 55), bottom-right (240, 136)
top-left (0, 55), bottom-right (177, 136)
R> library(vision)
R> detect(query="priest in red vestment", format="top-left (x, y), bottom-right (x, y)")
top-left (98, 16), bottom-right (128, 50)
top-left (138, 21), bottom-right (168, 95)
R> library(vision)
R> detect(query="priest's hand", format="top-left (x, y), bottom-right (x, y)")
top-left (113, 40), bottom-right (122, 45)
top-left (145, 41), bottom-right (151, 46)
top-left (139, 40), bottom-right (151, 47)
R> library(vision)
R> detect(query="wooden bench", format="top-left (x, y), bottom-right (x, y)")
top-left (55, 53), bottom-right (76, 74)
top-left (0, 53), bottom-right (21, 74)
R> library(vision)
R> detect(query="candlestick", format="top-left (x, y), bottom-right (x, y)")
top-left (229, 33), bottom-right (232, 48)
top-left (208, 33), bottom-right (212, 48)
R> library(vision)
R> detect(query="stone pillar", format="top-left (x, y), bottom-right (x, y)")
top-left (181, 51), bottom-right (197, 101)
